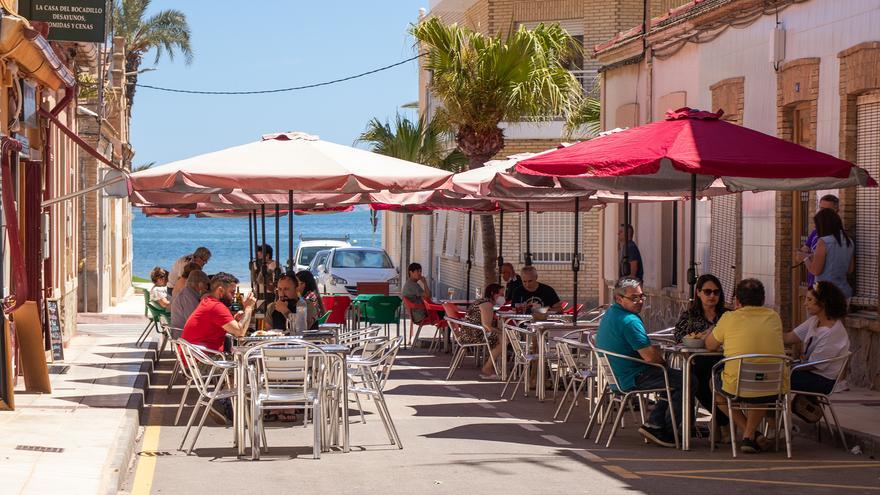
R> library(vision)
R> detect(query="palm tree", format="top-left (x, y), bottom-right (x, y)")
top-left (357, 113), bottom-right (466, 271)
top-left (411, 18), bottom-right (586, 283)
top-left (111, 0), bottom-right (193, 111)
top-left (356, 113), bottom-right (466, 171)
top-left (132, 161), bottom-right (155, 173)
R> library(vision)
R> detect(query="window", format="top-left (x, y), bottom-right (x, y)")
top-left (853, 94), bottom-right (880, 307)
top-left (709, 195), bottom-right (739, 304)
top-left (520, 212), bottom-right (580, 263)
top-left (331, 250), bottom-right (393, 269)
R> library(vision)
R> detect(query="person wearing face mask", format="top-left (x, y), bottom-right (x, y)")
top-left (463, 283), bottom-right (505, 379)
top-left (182, 272), bottom-right (256, 354)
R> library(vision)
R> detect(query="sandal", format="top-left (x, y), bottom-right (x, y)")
top-left (280, 412), bottom-right (298, 422)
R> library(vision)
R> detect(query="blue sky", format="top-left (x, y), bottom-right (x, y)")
top-left (130, 1), bottom-right (426, 166)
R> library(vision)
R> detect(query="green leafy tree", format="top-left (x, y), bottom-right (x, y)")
top-left (356, 113), bottom-right (466, 172)
top-left (411, 18), bottom-right (586, 283)
top-left (111, 0), bottom-right (193, 111)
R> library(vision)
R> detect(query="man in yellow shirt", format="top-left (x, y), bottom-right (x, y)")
top-left (706, 278), bottom-right (787, 454)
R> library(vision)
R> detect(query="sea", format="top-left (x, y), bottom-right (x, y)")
top-left (132, 207), bottom-right (381, 283)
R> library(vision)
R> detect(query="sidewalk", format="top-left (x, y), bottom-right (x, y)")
top-left (794, 386), bottom-right (880, 456)
top-left (0, 320), bottom-right (155, 495)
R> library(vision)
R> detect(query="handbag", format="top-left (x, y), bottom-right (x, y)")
top-left (792, 395), bottom-right (823, 423)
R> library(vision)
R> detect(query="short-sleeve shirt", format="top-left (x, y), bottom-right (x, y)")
top-left (402, 279), bottom-right (427, 322)
top-left (504, 275), bottom-right (523, 302)
top-left (595, 303), bottom-right (651, 391)
top-left (804, 229), bottom-right (819, 286)
top-left (150, 285), bottom-right (168, 304)
top-left (181, 296), bottom-right (234, 353)
top-left (167, 255), bottom-right (191, 288)
top-left (711, 306), bottom-right (788, 397)
top-left (793, 316), bottom-right (850, 380)
top-left (510, 283), bottom-right (560, 308)
top-left (619, 241), bottom-right (644, 280)
top-left (170, 286), bottom-right (201, 330)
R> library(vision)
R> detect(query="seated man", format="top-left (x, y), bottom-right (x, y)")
top-left (501, 262), bottom-right (522, 302)
top-left (706, 278), bottom-right (787, 454)
top-left (510, 266), bottom-right (563, 312)
top-left (402, 262), bottom-right (431, 323)
top-left (265, 273), bottom-right (299, 330)
top-left (182, 272), bottom-right (255, 353)
top-left (168, 246), bottom-right (212, 296)
top-left (170, 270), bottom-right (209, 330)
top-left (596, 277), bottom-right (686, 448)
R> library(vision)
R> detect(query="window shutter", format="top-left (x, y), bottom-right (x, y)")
top-left (854, 94), bottom-right (880, 307)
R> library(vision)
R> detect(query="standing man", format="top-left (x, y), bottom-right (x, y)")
top-left (619, 224), bottom-right (643, 281)
top-left (501, 262), bottom-right (522, 302)
top-left (182, 272), bottom-right (255, 353)
top-left (168, 247), bottom-right (212, 295)
top-left (402, 262), bottom-right (431, 323)
top-left (798, 194), bottom-right (840, 286)
top-left (596, 277), bottom-right (687, 448)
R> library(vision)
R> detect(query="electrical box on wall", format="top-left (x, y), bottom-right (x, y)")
top-left (771, 24), bottom-right (786, 67)
top-left (41, 212), bottom-right (50, 261)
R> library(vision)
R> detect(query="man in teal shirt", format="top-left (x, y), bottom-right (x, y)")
top-left (596, 277), bottom-right (687, 448)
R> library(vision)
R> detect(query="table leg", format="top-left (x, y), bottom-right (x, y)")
top-left (682, 354), bottom-right (693, 451)
top-left (236, 353), bottom-right (245, 457)
top-left (538, 330), bottom-right (545, 402)
top-left (341, 354), bottom-right (350, 453)
top-left (500, 317), bottom-right (509, 381)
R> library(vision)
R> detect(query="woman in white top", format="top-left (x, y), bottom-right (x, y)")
top-left (783, 281), bottom-right (850, 395)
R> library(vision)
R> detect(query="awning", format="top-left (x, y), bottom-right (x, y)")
top-left (0, 15), bottom-right (75, 90)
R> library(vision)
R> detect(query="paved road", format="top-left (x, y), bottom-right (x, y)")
top-left (122, 351), bottom-right (880, 494)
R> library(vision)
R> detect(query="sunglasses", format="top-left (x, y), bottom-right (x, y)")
top-left (700, 288), bottom-right (721, 296)
top-left (622, 294), bottom-right (646, 302)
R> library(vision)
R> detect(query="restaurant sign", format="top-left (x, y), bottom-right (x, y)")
top-left (19, 0), bottom-right (106, 43)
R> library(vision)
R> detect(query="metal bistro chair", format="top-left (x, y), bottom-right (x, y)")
top-left (584, 348), bottom-right (681, 449)
top-left (553, 337), bottom-right (597, 422)
top-left (501, 324), bottom-right (539, 400)
top-left (790, 352), bottom-right (851, 450)
top-left (710, 354), bottom-right (793, 458)
top-left (244, 340), bottom-right (329, 460)
top-left (338, 325), bottom-right (383, 352)
top-left (176, 339), bottom-right (237, 455)
top-left (443, 311), bottom-right (498, 381)
top-left (346, 336), bottom-right (403, 448)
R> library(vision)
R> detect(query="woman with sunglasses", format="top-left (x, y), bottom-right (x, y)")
top-left (673, 274), bottom-right (730, 438)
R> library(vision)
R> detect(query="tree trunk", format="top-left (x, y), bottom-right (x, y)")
top-left (466, 153), bottom-right (499, 285)
top-left (124, 54), bottom-right (141, 114)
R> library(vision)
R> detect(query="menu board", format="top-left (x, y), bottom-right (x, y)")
top-left (45, 299), bottom-right (64, 362)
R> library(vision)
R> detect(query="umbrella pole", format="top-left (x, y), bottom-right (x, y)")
top-left (261, 205), bottom-right (267, 310)
top-left (622, 192), bottom-right (629, 276)
top-left (525, 202), bottom-right (533, 266)
top-left (572, 197), bottom-right (580, 322)
top-left (288, 191), bottom-right (294, 272)
top-left (688, 173), bottom-right (698, 299)
top-left (274, 204), bottom-right (281, 279)
top-left (497, 209), bottom-right (504, 284)
top-left (466, 211), bottom-right (473, 300)
top-left (248, 211), bottom-right (254, 291)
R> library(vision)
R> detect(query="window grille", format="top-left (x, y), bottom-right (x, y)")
top-left (854, 96), bottom-right (880, 307)
top-left (710, 194), bottom-right (739, 304)
top-left (520, 212), bottom-right (580, 263)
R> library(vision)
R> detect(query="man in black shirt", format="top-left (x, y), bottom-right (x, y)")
top-left (619, 224), bottom-right (644, 281)
top-left (510, 266), bottom-right (563, 312)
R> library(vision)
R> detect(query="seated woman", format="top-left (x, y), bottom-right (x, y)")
top-left (296, 270), bottom-right (325, 330)
top-left (673, 274), bottom-right (729, 436)
top-left (783, 281), bottom-right (850, 398)
top-left (463, 283), bottom-right (505, 380)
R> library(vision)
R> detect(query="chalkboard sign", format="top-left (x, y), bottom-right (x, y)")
top-left (45, 299), bottom-right (63, 361)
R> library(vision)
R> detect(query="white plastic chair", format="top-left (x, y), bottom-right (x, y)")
top-left (710, 354), bottom-right (793, 458)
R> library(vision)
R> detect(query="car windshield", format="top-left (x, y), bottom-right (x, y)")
top-left (298, 246), bottom-right (330, 266)
top-left (331, 250), bottom-right (393, 269)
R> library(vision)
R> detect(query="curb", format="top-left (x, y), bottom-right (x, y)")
top-left (792, 416), bottom-right (880, 457)
top-left (97, 340), bottom-right (158, 495)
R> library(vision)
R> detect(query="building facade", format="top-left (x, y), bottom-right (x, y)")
top-left (595, 0), bottom-right (880, 389)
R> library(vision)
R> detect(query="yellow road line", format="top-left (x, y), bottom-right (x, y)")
top-left (606, 457), bottom-right (879, 464)
top-left (130, 403), bottom-right (162, 495)
top-left (603, 464), bottom-right (641, 479)
top-left (637, 463), bottom-right (880, 476)
top-left (644, 473), bottom-right (880, 491)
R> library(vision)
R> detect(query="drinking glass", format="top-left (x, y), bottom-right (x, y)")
top-left (447, 287), bottom-right (455, 300)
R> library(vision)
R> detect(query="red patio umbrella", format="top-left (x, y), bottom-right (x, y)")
top-left (516, 107), bottom-right (877, 295)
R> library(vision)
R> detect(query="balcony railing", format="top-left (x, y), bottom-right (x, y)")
top-left (571, 69), bottom-right (599, 98)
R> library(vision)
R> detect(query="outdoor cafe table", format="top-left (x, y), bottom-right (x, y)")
top-left (231, 337), bottom-right (351, 457)
top-left (527, 321), bottom-right (599, 401)
top-left (659, 343), bottom-right (722, 451)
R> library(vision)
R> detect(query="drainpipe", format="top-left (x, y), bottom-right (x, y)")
top-left (427, 213), bottom-right (435, 294)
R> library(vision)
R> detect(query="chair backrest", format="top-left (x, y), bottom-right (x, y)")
top-left (339, 325), bottom-right (382, 349)
top-left (402, 296), bottom-right (427, 320)
top-left (503, 324), bottom-right (530, 361)
top-left (147, 301), bottom-right (170, 323)
top-left (374, 336), bottom-right (402, 390)
top-left (357, 282), bottom-right (389, 295)
top-left (247, 341), bottom-right (328, 398)
top-left (725, 354), bottom-right (790, 398)
top-left (559, 301), bottom-right (570, 311)
top-left (595, 351), bottom-right (622, 391)
top-left (177, 339), bottom-right (229, 396)
top-left (321, 296), bottom-right (350, 325)
top-left (139, 288), bottom-right (151, 317)
top-left (316, 311), bottom-right (332, 325)
top-left (365, 296), bottom-right (401, 324)
top-left (359, 336), bottom-right (390, 360)
top-left (564, 303), bottom-right (585, 315)
top-left (556, 340), bottom-right (581, 372)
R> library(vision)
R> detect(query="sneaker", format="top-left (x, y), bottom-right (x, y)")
top-left (638, 425), bottom-right (676, 448)
top-left (740, 437), bottom-right (761, 454)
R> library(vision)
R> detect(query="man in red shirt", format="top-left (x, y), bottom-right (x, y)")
top-left (182, 272), bottom-right (255, 352)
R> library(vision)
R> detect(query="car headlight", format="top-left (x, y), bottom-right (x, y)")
top-left (386, 276), bottom-right (399, 286)
top-left (331, 274), bottom-right (348, 285)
